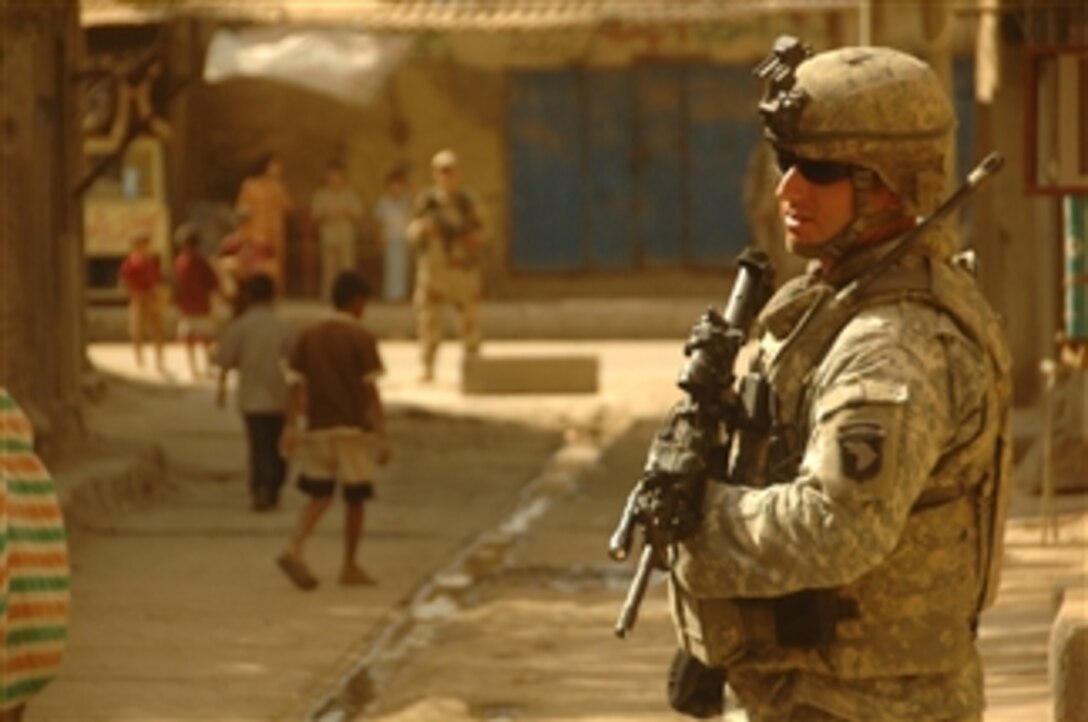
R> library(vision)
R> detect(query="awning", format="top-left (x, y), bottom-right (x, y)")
top-left (203, 28), bottom-right (411, 107)
top-left (84, 0), bottom-right (862, 32)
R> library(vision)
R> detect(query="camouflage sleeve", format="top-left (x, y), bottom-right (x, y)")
top-left (676, 303), bottom-right (960, 598)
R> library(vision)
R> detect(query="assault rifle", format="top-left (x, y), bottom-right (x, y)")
top-left (420, 190), bottom-right (482, 263)
top-left (608, 248), bottom-right (775, 638)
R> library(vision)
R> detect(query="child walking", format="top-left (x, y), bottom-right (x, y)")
top-left (213, 273), bottom-right (294, 511)
top-left (172, 223), bottom-right (220, 380)
top-left (118, 229), bottom-right (167, 374)
top-left (276, 270), bottom-right (391, 590)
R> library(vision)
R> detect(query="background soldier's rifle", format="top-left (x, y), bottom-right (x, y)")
top-left (608, 248), bottom-right (775, 638)
top-left (421, 191), bottom-right (482, 264)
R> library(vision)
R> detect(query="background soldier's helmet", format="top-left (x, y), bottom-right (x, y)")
top-left (760, 43), bottom-right (955, 216)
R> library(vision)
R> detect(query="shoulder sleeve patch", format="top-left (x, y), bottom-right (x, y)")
top-left (806, 380), bottom-right (910, 496)
top-left (837, 421), bottom-right (886, 482)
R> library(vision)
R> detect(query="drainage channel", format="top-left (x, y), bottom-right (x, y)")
top-left (307, 415), bottom-right (628, 722)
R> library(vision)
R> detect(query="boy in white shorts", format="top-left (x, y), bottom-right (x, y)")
top-left (277, 271), bottom-right (391, 590)
top-left (172, 224), bottom-right (221, 380)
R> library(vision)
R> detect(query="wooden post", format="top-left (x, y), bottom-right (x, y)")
top-left (0, 2), bottom-right (86, 454)
top-left (1039, 359), bottom-right (1059, 544)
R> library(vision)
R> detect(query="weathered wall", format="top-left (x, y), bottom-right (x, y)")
top-left (180, 13), bottom-right (851, 299)
top-left (1, 1), bottom-right (86, 453)
top-left (370, 60), bottom-right (506, 273)
top-left (187, 36), bottom-right (506, 295)
top-left (972, 35), bottom-right (1062, 404)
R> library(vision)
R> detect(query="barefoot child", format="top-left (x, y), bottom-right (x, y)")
top-left (172, 224), bottom-right (220, 380)
top-left (118, 229), bottom-right (167, 374)
top-left (276, 270), bottom-right (391, 590)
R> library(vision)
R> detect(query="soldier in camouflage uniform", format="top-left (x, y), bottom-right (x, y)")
top-left (666, 41), bottom-right (1013, 721)
top-left (407, 149), bottom-right (484, 382)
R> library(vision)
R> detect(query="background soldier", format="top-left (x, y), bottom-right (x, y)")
top-left (665, 41), bottom-right (1013, 721)
top-left (407, 149), bottom-right (484, 382)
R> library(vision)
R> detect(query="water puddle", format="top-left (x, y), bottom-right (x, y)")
top-left (309, 417), bottom-right (622, 721)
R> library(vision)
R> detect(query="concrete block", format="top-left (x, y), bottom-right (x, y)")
top-left (461, 354), bottom-right (598, 395)
top-left (1050, 587), bottom-right (1088, 722)
top-left (1051, 576), bottom-right (1088, 616)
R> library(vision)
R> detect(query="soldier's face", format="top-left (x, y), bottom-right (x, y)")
top-left (435, 165), bottom-right (459, 192)
top-left (775, 160), bottom-right (855, 256)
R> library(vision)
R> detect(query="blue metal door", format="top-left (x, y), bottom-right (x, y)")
top-left (508, 71), bottom-right (584, 271)
top-left (584, 71), bottom-right (634, 269)
top-left (687, 66), bottom-right (762, 266)
top-left (633, 65), bottom-right (687, 265)
top-left (507, 64), bottom-right (757, 272)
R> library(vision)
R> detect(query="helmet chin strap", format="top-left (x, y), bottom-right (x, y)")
top-left (820, 168), bottom-right (906, 260)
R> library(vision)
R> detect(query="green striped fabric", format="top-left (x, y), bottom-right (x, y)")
top-left (5, 481), bottom-right (57, 495)
top-left (7, 528), bottom-right (67, 544)
top-left (0, 439), bottom-right (31, 453)
top-left (1, 388), bottom-right (70, 711)
top-left (6, 626), bottom-right (68, 646)
top-left (8, 576), bottom-right (70, 594)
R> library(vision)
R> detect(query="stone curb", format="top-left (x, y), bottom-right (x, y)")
top-left (54, 443), bottom-right (173, 534)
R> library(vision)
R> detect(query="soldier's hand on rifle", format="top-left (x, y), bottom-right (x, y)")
top-left (635, 470), bottom-right (706, 552)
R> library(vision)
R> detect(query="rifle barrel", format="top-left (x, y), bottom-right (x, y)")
top-left (836, 152), bottom-right (1005, 304)
top-left (614, 544), bottom-right (656, 638)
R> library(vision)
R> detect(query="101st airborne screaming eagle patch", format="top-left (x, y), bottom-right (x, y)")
top-left (837, 420), bottom-right (886, 481)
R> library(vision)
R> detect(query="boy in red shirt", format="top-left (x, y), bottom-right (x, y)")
top-left (173, 224), bottom-right (221, 380)
top-left (118, 229), bottom-right (167, 373)
top-left (277, 271), bottom-right (391, 590)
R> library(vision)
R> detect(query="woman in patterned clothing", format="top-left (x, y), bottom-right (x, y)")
top-left (0, 389), bottom-right (70, 721)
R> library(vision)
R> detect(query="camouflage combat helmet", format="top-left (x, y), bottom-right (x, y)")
top-left (756, 37), bottom-right (956, 255)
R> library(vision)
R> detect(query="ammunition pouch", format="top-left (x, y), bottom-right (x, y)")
top-left (670, 575), bottom-right (858, 668)
top-left (766, 589), bottom-right (858, 648)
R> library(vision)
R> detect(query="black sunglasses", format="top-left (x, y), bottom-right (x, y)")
top-left (774, 149), bottom-right (855, 186)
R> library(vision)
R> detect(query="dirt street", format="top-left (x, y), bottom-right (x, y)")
top-left (25, 340), bottom-right (1087, 722)
top-left (29, 340), bottom-right (681, 721)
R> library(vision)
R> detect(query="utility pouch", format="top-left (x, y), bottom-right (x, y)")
top-left (738, 373), bottom-right (771, 432)
top-left (666, 648), bottom-right (726, 719)
top-left (771, 589), bottom-right (857, 648)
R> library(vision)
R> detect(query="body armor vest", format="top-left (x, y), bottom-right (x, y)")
top-left (418, 188), bottom-right (482, 269)
top-left (669, 249), bottom-right (1013, 679)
